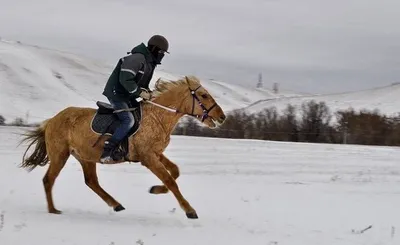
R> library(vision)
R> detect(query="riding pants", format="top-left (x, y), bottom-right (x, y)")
top-left (108, 98), bottom-right (135, 143)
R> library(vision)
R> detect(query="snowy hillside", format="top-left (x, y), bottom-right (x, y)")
top-left (1, 126), bottom-right (400, 244)
top-left (243, 83), bottom-right (400, 117)
top-left (0, 40), bottom-right (297, 123)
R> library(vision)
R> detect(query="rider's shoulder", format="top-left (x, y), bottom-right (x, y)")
top-left (121, 53), bottom-right (145, 64)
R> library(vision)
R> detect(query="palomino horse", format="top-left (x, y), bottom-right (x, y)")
top-left (19, 76), bottom-right (226, 219)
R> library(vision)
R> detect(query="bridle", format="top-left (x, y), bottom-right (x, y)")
top-left (185, 85), bottom-right (218, 122)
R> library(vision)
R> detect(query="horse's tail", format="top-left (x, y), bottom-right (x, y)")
top-left (19, 119), bottom-right (50, 172)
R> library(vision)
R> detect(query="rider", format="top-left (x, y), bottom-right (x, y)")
top-left (100, 34), bottom-right (169, 163)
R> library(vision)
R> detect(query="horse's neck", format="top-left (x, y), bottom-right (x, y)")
top-left (147, 89), bottom-right (188, 135)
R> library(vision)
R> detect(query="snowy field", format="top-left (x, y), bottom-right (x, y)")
top-left (0, 126), bottom-right (399, 245)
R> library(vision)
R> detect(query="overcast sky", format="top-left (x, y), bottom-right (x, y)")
top-left (1, 0), bottom-right (400, 94)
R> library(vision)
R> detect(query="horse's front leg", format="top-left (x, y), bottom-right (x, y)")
top-left (149, 154), bottom-right (179, 194)
top-left (141, 152), bottom-right (198, 219)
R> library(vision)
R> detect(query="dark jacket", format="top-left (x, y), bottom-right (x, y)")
top-left (102, 43), bottom-right (156, 102)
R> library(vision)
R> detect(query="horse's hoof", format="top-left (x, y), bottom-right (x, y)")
top-left (186, 211), bottom-right (199, 219)
top-left (114, 204), bottom-right (125, 212)
top-left (149, 185), bottom-right (168, 194)
top-left (49, 209), bottom-right (62, 214)
top-left (149, 186), bottom-right (157, 194)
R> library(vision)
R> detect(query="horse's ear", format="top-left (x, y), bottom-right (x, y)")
top-left (155, 77), bottom-right (169, 89)
top-left (184, 76), bottom-right (190, 85)
top-left (155, 78), bottom-right (161, 88)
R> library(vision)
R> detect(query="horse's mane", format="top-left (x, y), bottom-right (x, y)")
top-left (152, 76), bottom-right (200, 97)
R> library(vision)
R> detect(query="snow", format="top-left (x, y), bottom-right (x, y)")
top-left (0, 40), bottom-right (298, 124)
top-left (244, 83), bottom-right (400, 117)
top-left (1, 126), bottom-right (399, 245)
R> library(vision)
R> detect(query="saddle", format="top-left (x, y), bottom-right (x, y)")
top-left (90, 101), bottom-right (142, 162)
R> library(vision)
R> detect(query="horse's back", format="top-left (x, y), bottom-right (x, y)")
top-left (49, 105), bottom-right (94, 122)
top-left (46, 106), bottom-right (97, 136)
top-left (45, 106), bottom-right (105, 155)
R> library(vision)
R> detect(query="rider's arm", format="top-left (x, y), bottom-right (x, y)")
top-left (119, 53), bottom-right (145, 96)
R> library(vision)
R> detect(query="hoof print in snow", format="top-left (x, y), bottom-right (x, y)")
top-left (241, 198), bottom-right (249, 202)
top-left (14, 223), bottom-right (27, 232)
top-left (331, 175), bottom-right (341, 182)
top-left (52, 71), bottom-right (64, 80)
top-left (285, 181), bottom-right (305, 185)
top-left (0, 211), bottom-right (4, 232)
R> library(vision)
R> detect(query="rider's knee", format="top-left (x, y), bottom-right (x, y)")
top-left (127, 117), bottom-right (135, 128)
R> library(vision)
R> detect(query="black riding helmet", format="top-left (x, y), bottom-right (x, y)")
top-left (147, 35), bottom-right (169, 65)
top-left (147, 35), bottom-right (169, 53)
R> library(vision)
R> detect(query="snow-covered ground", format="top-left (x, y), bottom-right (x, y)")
top-left (0, 126), bottom-right (399, 245)
top-left (0, 40), bottom-right (296, 124)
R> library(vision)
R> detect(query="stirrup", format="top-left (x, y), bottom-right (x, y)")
top-left (100, 155), bottom-right (113, 164)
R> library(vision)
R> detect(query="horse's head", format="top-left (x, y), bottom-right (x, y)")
top-left (153, 75), bottom-right (226, 128)
top-left (181, 76), bottom-right (226, 128)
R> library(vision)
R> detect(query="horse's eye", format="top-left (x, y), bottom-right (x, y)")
top-left (201, 94), bottom-right (208, 99)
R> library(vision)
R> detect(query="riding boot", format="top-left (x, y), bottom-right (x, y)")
top-left (100, 139), bottom-right (119, 163)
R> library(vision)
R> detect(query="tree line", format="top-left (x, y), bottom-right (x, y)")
top-left (173, 100), bottom-right (400, 146)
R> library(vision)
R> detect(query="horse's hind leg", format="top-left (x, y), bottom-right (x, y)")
top-left (149, 154), bottom-right (179, 194)
top-left (43, 145), bottom-right (70, 214)
top-left (78, 160), bottom-right (124, 212)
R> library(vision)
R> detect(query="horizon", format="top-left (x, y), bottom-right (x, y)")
top-left (1, 0), bottom-right (400, 94)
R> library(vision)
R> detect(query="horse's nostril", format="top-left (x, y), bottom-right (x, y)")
top-left (220, 115), bottom-right (226, 121)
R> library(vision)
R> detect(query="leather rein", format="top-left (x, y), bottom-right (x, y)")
top-left (114, 85), bottom-right (217, 122)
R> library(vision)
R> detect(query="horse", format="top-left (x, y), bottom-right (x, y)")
top-left (19, 75), bottom-right (226, 219)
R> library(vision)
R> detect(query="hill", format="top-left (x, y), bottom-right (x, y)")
top-left (0, 39), bottom-right (298, 123)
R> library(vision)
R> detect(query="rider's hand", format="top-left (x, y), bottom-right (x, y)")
top-left (139, 89), bottom-right (152, 100)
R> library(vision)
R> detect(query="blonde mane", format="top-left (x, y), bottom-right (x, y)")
top-left (152, 76), bottom-right (201, 97)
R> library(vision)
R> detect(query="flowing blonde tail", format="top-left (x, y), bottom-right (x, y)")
top-left (19, 119), bottom-right (50, 172)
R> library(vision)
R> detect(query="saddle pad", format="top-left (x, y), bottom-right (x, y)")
top-left (90, 105), bottom-right (142, 137)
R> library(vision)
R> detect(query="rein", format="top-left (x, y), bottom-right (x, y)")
top-left (113, 85), bottom-right (217, 121)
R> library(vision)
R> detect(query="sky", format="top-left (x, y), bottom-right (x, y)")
top-left (0, 0), bottom-right (400, 94)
